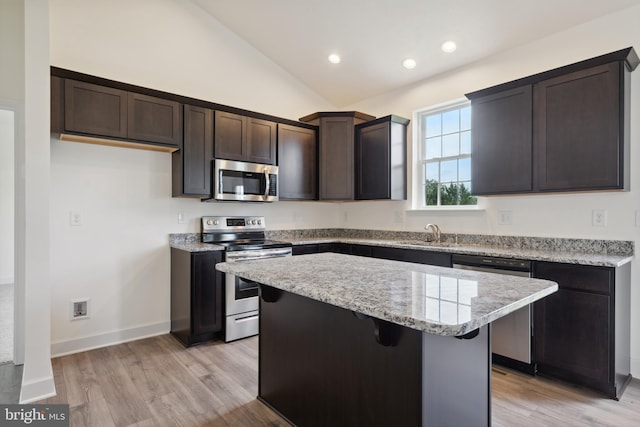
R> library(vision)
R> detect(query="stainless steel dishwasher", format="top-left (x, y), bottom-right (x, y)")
top-left (452, 254), bottom-right (535, 374)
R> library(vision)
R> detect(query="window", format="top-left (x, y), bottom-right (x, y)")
top-left (416, 101), bottom-right (477, 207)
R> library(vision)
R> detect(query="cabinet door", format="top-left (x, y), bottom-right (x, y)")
top-left (128, 93), bottom-right (182, 146)
top-left (278, 124), bottom-right (317, 200)
top-left (355, 121), bottom-right (390, 199)
top-left (247, 117), bottom-right (277, 164)
top-left (471, 85), bottom-right (533, 195)
top-left (319, 116), bottom-right (354, 200)
top-left (535, 62), bottom-right (622, 191)
top-left (173, 105), bottom-right (213, 197)
top-left (192, 251), bottom-right (223, 335)
top-left (214, 110), bottom-right (246, 161)
top-left (64, 79), bottom-right (127, 138)
top-left (534, 289), bottom-right (610, 387)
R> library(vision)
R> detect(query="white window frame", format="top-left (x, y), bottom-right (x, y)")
top-left (410, 98), bottom-right (484, 211)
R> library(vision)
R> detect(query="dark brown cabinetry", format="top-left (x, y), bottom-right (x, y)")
top-left (277, 124), bottom-right (317, 200)
top-left (300, 112), bottom-right (375, 200)
top-left (172, 105), bottom-right (213, 197)
top-left (466, 47), bottom-right (638, 195)
top-left (355, 115), bottom-right (409, 200)
top-left (470, 86), bottom-right (533, 195)
top-left (170, 249), bottom-right (223, 346)
top-left (58, 79), bottom-right (183, 150)
top-left (214, 111), bottom-right (277, 164)
top-left (533, 261), bottom-right (631, 398)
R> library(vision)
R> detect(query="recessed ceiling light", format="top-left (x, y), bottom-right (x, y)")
top-left (441, 41), bottom-right (457, 53)
top-left (328, 54), bottom-right (341, 64)
top-left (402, 58), bottom-right (417, 69)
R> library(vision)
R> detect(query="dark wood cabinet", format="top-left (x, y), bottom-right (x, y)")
top-left (128, 93), bottom-right (182, 146)
top-left (214, 110), bottom-right (277, 164)
top-left (533, 261), bottom-right (631, 398)
top-left (535, 63), bottom-right (625, 191)
top-left (470, 86), bottom-right (533, 195)
top-left (355, 115), bottom-right (409, 200)
top-left (293, 243), bottom-right (452, 267)
top-left (466, 47), bottom-right (638, 195)
top-left (300, 111), bottom-right (375, 200)
top-left (64, 79), bottom-right (128, 139)
top-left (56, 78), bottom-right (183, 151)
top-left (170, 249), bottom-right (223, 346)
top-left (277, 124), bottom-right (317, 200)
top-left (172, 105), bottom-right (213, 197)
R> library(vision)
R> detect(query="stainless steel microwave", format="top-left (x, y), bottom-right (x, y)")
top-left (212, 159), bottom-right (278, 202)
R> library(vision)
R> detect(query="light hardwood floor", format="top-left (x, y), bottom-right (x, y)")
top-left (38, 334), bottom-right (640, 426)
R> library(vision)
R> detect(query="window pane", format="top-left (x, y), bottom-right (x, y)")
top-left (460, 131), bottom-right (471, 154)
top-left (425, 114), bottom-right (441, 137)
top-left (425, 162), bottom-right (439, 181)
top-left (442, 134), bottom-right (459, 157)
top-left (442, 109), bottom-right (459, 134)
top-left (440, 160), bottom-right (457, 183)
top-left (425, 136), bottom-right (441, 159)
top-left (459, 158), bottom-right (471, 181)
top-left (460, 106), bottom-right (471, 131)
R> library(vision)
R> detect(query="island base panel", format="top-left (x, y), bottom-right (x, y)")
top-left (258, 285), bottom-right (491, 427)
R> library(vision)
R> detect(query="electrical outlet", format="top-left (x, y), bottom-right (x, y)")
top-left (592, 209), bottom-right (607, 227)
top-left (70, 298), bottom-right (90, 320)
top-left (69, 211), bottom-right (82, 226)
top-left (178, 212), bottom-right (185, 224)
top-left (498, 210), bottom-right (512, 225)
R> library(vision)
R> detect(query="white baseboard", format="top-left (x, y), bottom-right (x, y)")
top-left (50, 321), bottom-right (170, 358)
top-left (19, 375), bottom-right (56, 404)
top-left (0, 276), bottom-right (14, 285)
top-left (631, 356), bottom-right (640, 379)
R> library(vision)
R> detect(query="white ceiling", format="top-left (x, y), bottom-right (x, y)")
top-left (194, 0), bottom-right (640, 107)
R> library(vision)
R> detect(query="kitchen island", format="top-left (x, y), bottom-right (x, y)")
top-left (216, 253), bottom-right (558, 427)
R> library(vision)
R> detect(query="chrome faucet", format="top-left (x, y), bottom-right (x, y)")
top-left (424, 224), bottom-right (441, 243)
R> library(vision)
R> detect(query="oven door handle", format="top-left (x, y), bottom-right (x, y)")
top-left (226, 248), bottom-right (292, 261)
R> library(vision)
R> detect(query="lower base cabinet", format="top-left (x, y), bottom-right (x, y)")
top-left (533, 261), bottom-right (631, 399)
top-left (170, 248), bottom-right (223, 346)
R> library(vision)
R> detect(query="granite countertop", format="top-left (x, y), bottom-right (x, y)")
top-left (278, 237), bottom-right (633, 267)
top-left (169, 230), bottom-right (633, 267)
top-left (216, 253), bottom-right (558, 336)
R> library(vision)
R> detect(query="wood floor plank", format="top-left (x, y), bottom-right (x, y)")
top-left (35, 335), bottom-right (640, 426)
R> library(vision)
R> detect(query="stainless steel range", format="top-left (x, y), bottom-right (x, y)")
top-left (202, 216), bottom-right (292, 342)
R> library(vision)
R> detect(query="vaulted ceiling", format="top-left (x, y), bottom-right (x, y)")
top-left (194, 0), bottom-right (639, 107)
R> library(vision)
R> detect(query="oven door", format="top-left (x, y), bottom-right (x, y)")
top-left (214, 159), bottom-right (278, 202)
top-left (226, 273), bottom-right (260, 315)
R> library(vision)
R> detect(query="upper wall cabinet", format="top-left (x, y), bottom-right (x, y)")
top-left (214, 111), bottom-right (277, 165)
top-left (466, 47), bottom-right (639, 196)
top-left (277, 124), bottom-right (318, 200)
top-left (172, 105), bottom-right (214, 197)
top-left (355, 115), bottom-right (409, 200)
top-left (53, 78), bottom-right (183, 151)
top-left (300, 111), bottom-right (375, 200)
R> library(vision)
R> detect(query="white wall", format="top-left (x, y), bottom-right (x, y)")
top-left (0, 110), bottom-right (14, 285)
top-left (48, 0), bottom-right (338, 355)
top-left (345, 5), bottom-right (640, 375)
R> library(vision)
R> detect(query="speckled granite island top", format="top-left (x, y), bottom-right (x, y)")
top-left (216, 253), bottom-right (558, 336)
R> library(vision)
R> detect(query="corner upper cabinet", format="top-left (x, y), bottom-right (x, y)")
top-left (466, 47), bottom-right (638, 195)
top-left (535, 62), bottom-right (627, 191)
top-left (299, 111), bottom-right (375, 200)
top-left (277, 124), bottom-right (318, 200)
top-left (55, 77), bottom-right (183, 151)
top-left (214, 110), bottom-right (277, 165)
top-left (355, 115), bottom-right (409, 200)
top-left (470, 86), bottom-right (533, 195)
top-left (172, 105), bottom-right (214, 197)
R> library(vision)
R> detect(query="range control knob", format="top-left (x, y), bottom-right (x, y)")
top-left (250, 220), bottom-right (256, 225)
top-left (257, 219), bottom-right (262, 225)
top-left (213, 220), bottom-right (219, 225)
top-left (206, 219), bottom-right (213, 225)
